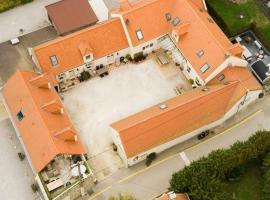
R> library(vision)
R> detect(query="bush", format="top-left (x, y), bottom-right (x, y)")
top-left (80, 71), bottom-right (90, 81)
top-left (133, 52), bottom-right (146, 63)
top-left (145, 152), bottom-right (157, 166)
top-left (188, 79), bottom-right (194, 85)
top-left (262, 153), bottom-right (270, 200)
top-left (125, 54), bottom-right (132, 62)
top-left (31, 183), bottom-right (38, 193)
top-left (169, 130), bottom-right (270, 200)
top-left (18, 152), bottom-right (25, 161)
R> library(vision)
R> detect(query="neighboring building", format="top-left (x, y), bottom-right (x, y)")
top-left (46, 0), bottom-right (98, 36)
top-left (1, 70), bottom-right (94, 200)
top-left (28, 0), bottom-right (263, 167)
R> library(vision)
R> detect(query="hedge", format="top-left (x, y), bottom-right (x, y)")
top-left (0, 0), bottom-right (33, 13)
top-left (170, 130), bottom-right (270, 200)
top-left (262, 152), bottom-right (270, 200)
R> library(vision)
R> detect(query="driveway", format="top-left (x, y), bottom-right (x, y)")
top-left (62, 58), bottom-right (188, 181)
top-left (0, 0), bottom-right (59, 43)
top-left (0, 119), bottom-right (39, 200)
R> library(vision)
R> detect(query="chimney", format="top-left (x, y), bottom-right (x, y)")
top-left (120, 0), bottom-right (132, 11)
top-left (41, 99), bottom-right (64, 114)
top-left (175, 22), bottom-right (190, 36)
top-left (54, 126), bottom-right (78, 142)
top-left (29, 74), bottom-right (51, 89)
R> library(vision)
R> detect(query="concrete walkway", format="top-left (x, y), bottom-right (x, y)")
top-left (0, 0), bottom-right (59, 43)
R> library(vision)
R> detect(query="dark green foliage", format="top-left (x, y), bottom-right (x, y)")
top-left (262, 153), bottom-right (270, 200)
top-left (18, 152), bottom-right (25, 161)
top-left (145, 152), bottom-right (157, 166)
top-left (80, 71), bottom-right (91, 81)
top-left (31, 183), bottom-right (38, 193)
top-left (170, 130), bottom-right (270, 200)
top-left (0, 0), bottom-right (34, 13)
top-left (133, 52), bottom-right (146, 63)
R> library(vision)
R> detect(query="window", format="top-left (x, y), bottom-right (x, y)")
top-left (200, 63), bottom-right (210, 73)
top-left (136, 29), bottom-right (144, 40)
top-left (50, 55), bottom-right (58, 66)
top-left (85, 55), bottom-right (91, 60)
top-left (172, 17), bottom-right (180, 26)
top-left (187, 66), bottom-right (191, 73)
top-left (218, 74), bottom-right (225, 81)
top-left (17, 110), bottom-right (24, 121)
top-left (150, 43), bottom-right (153, 47)
top-left (196, 78), bottom-right (201, 86)
top-left (165, 13), bottom-right (171, 21)
top-left (197, 50), bottom-right (204, 58)
top-left (142, 47), bottom-right (145, 50)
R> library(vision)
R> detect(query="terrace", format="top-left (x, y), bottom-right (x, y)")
top-left (61, 53), bottom-right (192, 180)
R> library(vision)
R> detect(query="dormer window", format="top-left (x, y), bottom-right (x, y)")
top-left (136, 29), bottom-right (144, 40)
top-left (85, 55), bottom-right (91, 60)
top-left (165, 13), bottom-right (171, 21)
top-left (172, 17), bottom-right (180, 26)
top-left (50, 55), bottom-right (58, 67)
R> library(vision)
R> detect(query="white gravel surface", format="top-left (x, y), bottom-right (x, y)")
top-left (0, 119), bottom-right (38, 200)
top-left (62, 59), bottom-right (185, 179)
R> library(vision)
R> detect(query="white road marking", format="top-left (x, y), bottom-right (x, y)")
top-left (179, 151), bottom-right (191, 166)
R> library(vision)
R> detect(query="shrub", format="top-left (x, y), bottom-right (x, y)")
top-left (188, 79), bottom-right (194, 85)
top-left (18, 152), bottom-right (25, 161)
top-left (125, 54), bottom-right (132, 62)
top-left (169, 130), bottom-right (270, 200)
top-left (31, 183), bottom-right (38, 193)
top-left (0, 0), bottom-right (34, 13)
top-left (133, 52), bottom-right (145, 63)
top-left (262, 152), bottom-right (270, 200)
top-left (80, 71), bottom-right (90, 81)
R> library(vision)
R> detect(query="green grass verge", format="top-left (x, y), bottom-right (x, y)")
top-left (207, 0), bottom-right (270, 48)
top-left (0, 0), bottom-right (33, 13)
top-left (226, 161), bottom-right (263, 200)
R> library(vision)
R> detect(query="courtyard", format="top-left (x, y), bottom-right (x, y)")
top-left (62, 57), bottom-right (191, 180)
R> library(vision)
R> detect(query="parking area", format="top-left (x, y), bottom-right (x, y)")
top-left (0, 119), bottom-right (39, 200)
top-left (0, 26), bottom-right (57, 86)
top-left (62, 58), bottom-right (190, 180)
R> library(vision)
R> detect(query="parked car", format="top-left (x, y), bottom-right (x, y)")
top-left (197, 130), bottom-right (210, 140)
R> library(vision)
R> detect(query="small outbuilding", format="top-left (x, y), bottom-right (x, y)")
top-left (46, 0), bottom-right (98, 36)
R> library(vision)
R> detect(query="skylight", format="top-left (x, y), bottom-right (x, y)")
top-left (172, 17), bottom-right (180, 26)
top-left (200, 63), bottom-right (210, 73)
top-left (218, 74), bottom-right (225, 81)
top-left (136, 29), bottom-right (144, 40)
top-left (50, 55), bottom-right (58, 67)
top-left (17, 110), bottom-right (24, 121)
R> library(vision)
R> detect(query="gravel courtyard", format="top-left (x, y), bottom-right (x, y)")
top-left (62, 59), bottom-right (188, 180)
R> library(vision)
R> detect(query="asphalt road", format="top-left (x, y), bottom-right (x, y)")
top-left (88, 96), bottom-right (270, 200)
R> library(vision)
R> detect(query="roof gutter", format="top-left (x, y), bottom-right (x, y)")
top-left (202, 0), bottom-right (207, 11)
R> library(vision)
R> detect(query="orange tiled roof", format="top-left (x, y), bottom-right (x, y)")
top-left (34, 18), bottom-right (129, 83)
top-left (2, 70), bottom-right (86, 172)
top-left (115, 0), bottom-right (238, 80)
top-left (111, 82), bottom-right (240, 158)
top-left (207, 66), bottom-right (262, 110)
top-left (159, 193), bottom-right (189, 200)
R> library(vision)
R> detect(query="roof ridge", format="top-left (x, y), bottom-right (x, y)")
top-left (34, 18), bottom-right (120, 51)
top-left (114, 82), bottom-right (239, 133)
top-left (20, 71), bottom-right (60, 156)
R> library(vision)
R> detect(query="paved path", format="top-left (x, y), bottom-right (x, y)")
top-left (87, 96), bottom-right (270, 200)
top-left (0, 0), bottom-right (59, 43)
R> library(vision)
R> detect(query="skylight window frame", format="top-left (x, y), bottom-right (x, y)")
top-left (135, 29), bottom-right (144, 41)
top-left (165, 13), bottom-right (172, 21)
top-left (172, 17), bottom-right (180, 26)
top-left (197, 50), bottom-right (205, 58)
top-left (200, 63), bottom-right (210, 73)
top-left (217, 74), bottom-right (225, 81)
top-left (50, 55), bottom-right (58, 67)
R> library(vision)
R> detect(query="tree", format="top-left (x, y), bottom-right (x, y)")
top-left (108, 193), bottom-right (136, 200)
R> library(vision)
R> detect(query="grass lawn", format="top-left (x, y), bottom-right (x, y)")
top-left (0, 0), bottom-right (33, 13)
top-left (226, 161), bottom-right (263, 200)
top-left (207, 0), bottom-right (270, 47)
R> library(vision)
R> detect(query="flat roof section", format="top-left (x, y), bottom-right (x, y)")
top-left (250, 60), bottom-right (270, 84)
top-left (46, 0), bottom-right (98, 35)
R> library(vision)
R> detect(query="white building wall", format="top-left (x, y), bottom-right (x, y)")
top-left (133, 36), bottom-right (164, 55)
top-left (112, 89), bottom-right (261, 167)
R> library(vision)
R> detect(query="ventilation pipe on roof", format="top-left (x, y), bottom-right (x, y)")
top-left (41, 99), bottom-right (64, 114)
top-left (29, 74), bottom-right (51, 89)
top-left (54, 126), bottom-right (78, 142)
